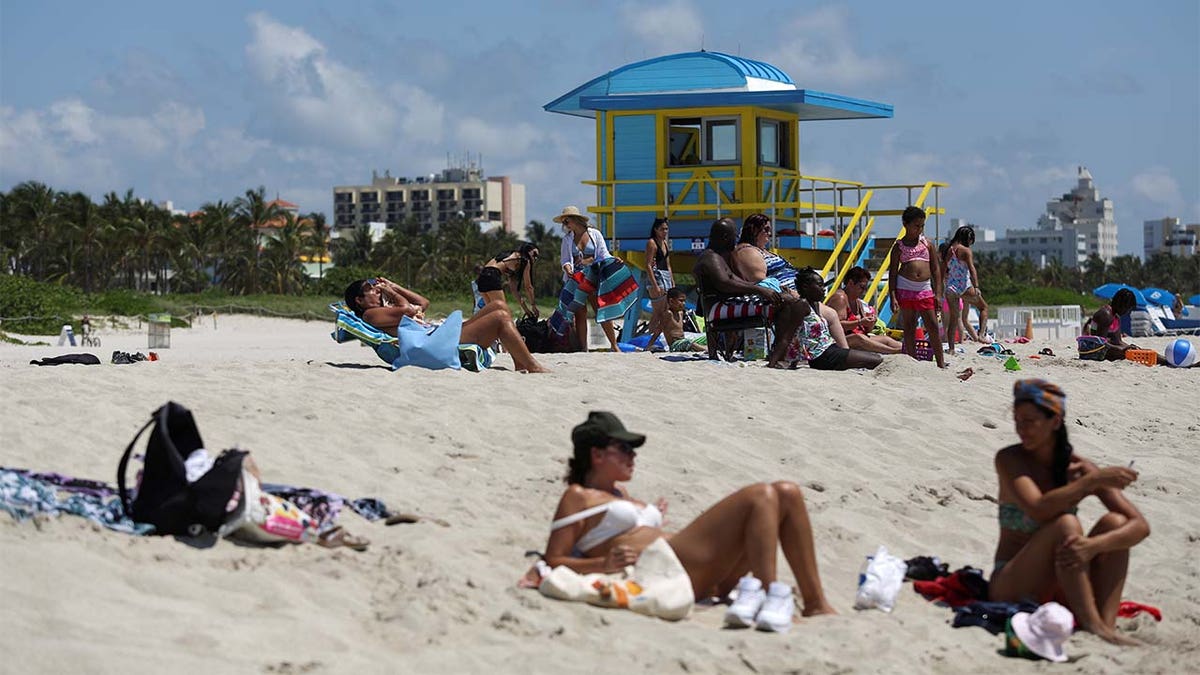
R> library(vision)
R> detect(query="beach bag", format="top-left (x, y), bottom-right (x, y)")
top-left (393, 312), bottom-right (463, 370)
top-left (538, 538), bottom-right (694, 621)
top-left (1077, 335), bottom-right (1107, 361)
top-left (117, 402), bottom-right (247, 536)
top-left (854, 545), bottom-right (907, 612)
top-left (218, 469), bottom-right (319, 544)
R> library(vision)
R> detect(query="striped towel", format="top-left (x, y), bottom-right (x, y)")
top-left (706, 295), bottom-right (775, 322)
top-left (549, 257), bottom-right (640, 335)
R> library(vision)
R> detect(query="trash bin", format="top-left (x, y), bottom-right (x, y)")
top-left (148, 314), bottom-right (171, 349)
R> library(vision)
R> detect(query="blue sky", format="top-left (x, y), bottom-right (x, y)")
top-left (1, 0), bottom-right (1197, 255)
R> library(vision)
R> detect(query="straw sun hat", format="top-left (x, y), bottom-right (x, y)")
top-left (552, 205), bottom-right (590, 224)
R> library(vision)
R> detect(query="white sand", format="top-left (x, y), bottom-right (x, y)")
top-left (1, 315), bottom-right (1197, 674)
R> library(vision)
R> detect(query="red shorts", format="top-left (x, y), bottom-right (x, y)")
top-left (896, 286), bottom-right (936, 312)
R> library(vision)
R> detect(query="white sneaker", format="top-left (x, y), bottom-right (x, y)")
top-left (754, 582), bottom-right (795, 633)
top-left (724, 575), bottom-right (765, 628)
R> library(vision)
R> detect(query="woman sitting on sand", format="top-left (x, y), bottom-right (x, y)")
top-left (344, 277), bottom-right (548, 373)
top-left (988, 379), bottom-right (1148, 646)
top-left (544, 411), bottom-right (836, 632)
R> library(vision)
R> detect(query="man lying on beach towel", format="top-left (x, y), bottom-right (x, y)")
top-left (344, 277), bottom-right (548, 373)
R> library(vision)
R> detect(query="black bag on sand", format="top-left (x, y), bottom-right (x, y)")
top-left (117, 401), bottom-right (247, 536)
top-left (30, 353), bottom-right (101, 366)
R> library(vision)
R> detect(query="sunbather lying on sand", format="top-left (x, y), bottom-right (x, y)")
top-left (543, 411), bottom-right (836, 632)
top-left (344, 277), bottom-right (548, 373)
top-left (988, 379), bottom-right (1148, 646)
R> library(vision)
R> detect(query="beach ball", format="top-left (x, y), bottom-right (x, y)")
top-left (1163, 338), bottom-right (1197, 368)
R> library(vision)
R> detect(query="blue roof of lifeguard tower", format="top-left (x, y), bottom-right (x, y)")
top-left (545, 51), bottom-right (892, 120)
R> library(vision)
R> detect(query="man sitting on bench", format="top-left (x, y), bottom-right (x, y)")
top-left (694, 218), bottom-right (804, 368)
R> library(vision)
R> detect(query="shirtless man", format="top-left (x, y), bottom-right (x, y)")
top-left (694, 218), bottom-right (803, 367)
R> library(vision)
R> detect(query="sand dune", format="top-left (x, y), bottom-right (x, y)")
top-left (1, 315), bottom-right (1197, 674)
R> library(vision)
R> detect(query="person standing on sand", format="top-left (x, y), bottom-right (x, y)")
top-left (344, 277), bottom-right (549, 373)
top-left (988, 379), bottom-right (1147, 647)
top-left (940, 225), bottom-right (989, 351)
top-left (888, 206), bottom-right (946, 368)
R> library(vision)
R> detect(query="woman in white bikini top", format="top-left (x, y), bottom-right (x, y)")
top-left (542, 411), bottom-right (838, 623)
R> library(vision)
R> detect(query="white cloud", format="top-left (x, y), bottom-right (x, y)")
top-left (620, 0), bottom-right (704, 52)
top-left (244, 12), bottom-right (444, 150)
top-left (455, 117), bottom-right (544, 158)
top-left (1131, 168), bottom-right (1183, 212)
top-left (764, 7), bottom-right (897, 88)
top-left (1020, 165), bottom-right (1077, 190)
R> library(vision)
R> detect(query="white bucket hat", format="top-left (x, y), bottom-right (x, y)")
top-left (552, 205), bottom-right (590, 225)
top-left (1011, 602), bottom-right (1073, 662)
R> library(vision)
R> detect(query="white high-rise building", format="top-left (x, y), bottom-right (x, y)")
top-left (1037, 166), bottom-right (1118, 262)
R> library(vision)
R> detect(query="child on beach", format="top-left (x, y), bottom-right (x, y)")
top-left (645, 287), bottom-right (706, 352)
top-left (888, 206), bottom-right (946, 368)
top-left (940, 225), bottom-right (989, 351)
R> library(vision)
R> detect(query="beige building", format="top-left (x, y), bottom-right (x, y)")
top-left (332, 163), bottom-right (526, 237)
top-left (1143, 217), bottom-right (1199, 258)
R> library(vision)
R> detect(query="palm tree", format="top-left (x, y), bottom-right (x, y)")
top-left (305, 211), bottom-right (329, 280)
top-left (233, 187), bottom-right (283, 294)
top-left (262, 212), bottom-right (311, 294)
top-left (7, 181), bottom-right (58, 279)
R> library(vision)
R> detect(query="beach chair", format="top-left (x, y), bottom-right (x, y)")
top-left (328, 303), bottom-right (493, 371)
top-left (694, 277), bottom-right (770, 361)
top-left (1153, 306), bottom-right (1200, 335)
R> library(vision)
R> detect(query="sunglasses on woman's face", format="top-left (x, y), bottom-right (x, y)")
top-left (609, 439), bottom-right (637, 458)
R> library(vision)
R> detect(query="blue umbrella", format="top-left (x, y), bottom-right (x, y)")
top-left (1142, 287), bottom-right (1176, 306)
top-left (1190, 294), bottom-right (1200, 306)
top-left (1093, 283), bottom-right (1147, 306)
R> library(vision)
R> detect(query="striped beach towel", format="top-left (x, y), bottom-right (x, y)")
top-left (549, 257), bottom-right (640, 335)
top-left (706, 295), bottom-right (776, 322)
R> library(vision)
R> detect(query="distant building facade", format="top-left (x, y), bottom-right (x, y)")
top-left (1037, 166), bottom-right (1118, 262)
top-left (1143, 217), bottom-right (1199, 258)
top-left (971, 166), bottom-right (1114, 269)
top-left (332, 162), bottom-right (526, 237)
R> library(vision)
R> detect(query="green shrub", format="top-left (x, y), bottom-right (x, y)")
top-left (86, 289), bottom-right (159, 316)
top-left (0, 275), bottom-right (82, 334)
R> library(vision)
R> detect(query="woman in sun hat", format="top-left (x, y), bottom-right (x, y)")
top-left (552, 206), bottom-right (639, 351)
top-left (988, 379), bottom-right (1148, 646)
top-left (542, 411), bottom-right (837, 632)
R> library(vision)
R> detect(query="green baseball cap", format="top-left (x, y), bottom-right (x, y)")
top-left (571, 411), bottom-right (646, 449)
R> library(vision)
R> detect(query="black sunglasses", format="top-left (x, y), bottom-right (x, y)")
top-left (609, 439), bottom-right (636, 457)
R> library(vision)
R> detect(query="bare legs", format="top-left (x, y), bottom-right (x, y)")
top-left (766, 299), bottom-right (804, 368)
top-left (461, 304), bottom-right (549, 373)
top-left (846, 332), bottom-right (902, 355)
top-left (989, 513), bottom-right (1139, 645)
top-left (667, 482), bottom-right (835, 616)
top-left (573, 294), bottom-right (617, 351)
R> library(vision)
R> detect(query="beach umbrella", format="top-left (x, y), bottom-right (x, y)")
top-left (1142, 288), bottom-right (1175, 306)
top-left (1092, 283), bottom-right (1147, 306)
top-left (1190, 294), bottom-right (1200, 306)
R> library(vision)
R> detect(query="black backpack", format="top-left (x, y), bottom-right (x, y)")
top-left (117, 402), bottom-right (247, 536)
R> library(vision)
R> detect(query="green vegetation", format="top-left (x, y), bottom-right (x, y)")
top-left (976, 251), bottom-right (1200, 307)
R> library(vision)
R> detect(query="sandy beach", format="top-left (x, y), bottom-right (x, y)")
top-left (1, 314), bottom-right (1197, 674)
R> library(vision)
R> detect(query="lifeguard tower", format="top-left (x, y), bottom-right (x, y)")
top-left (545, 51), bottom-right (947, 330)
